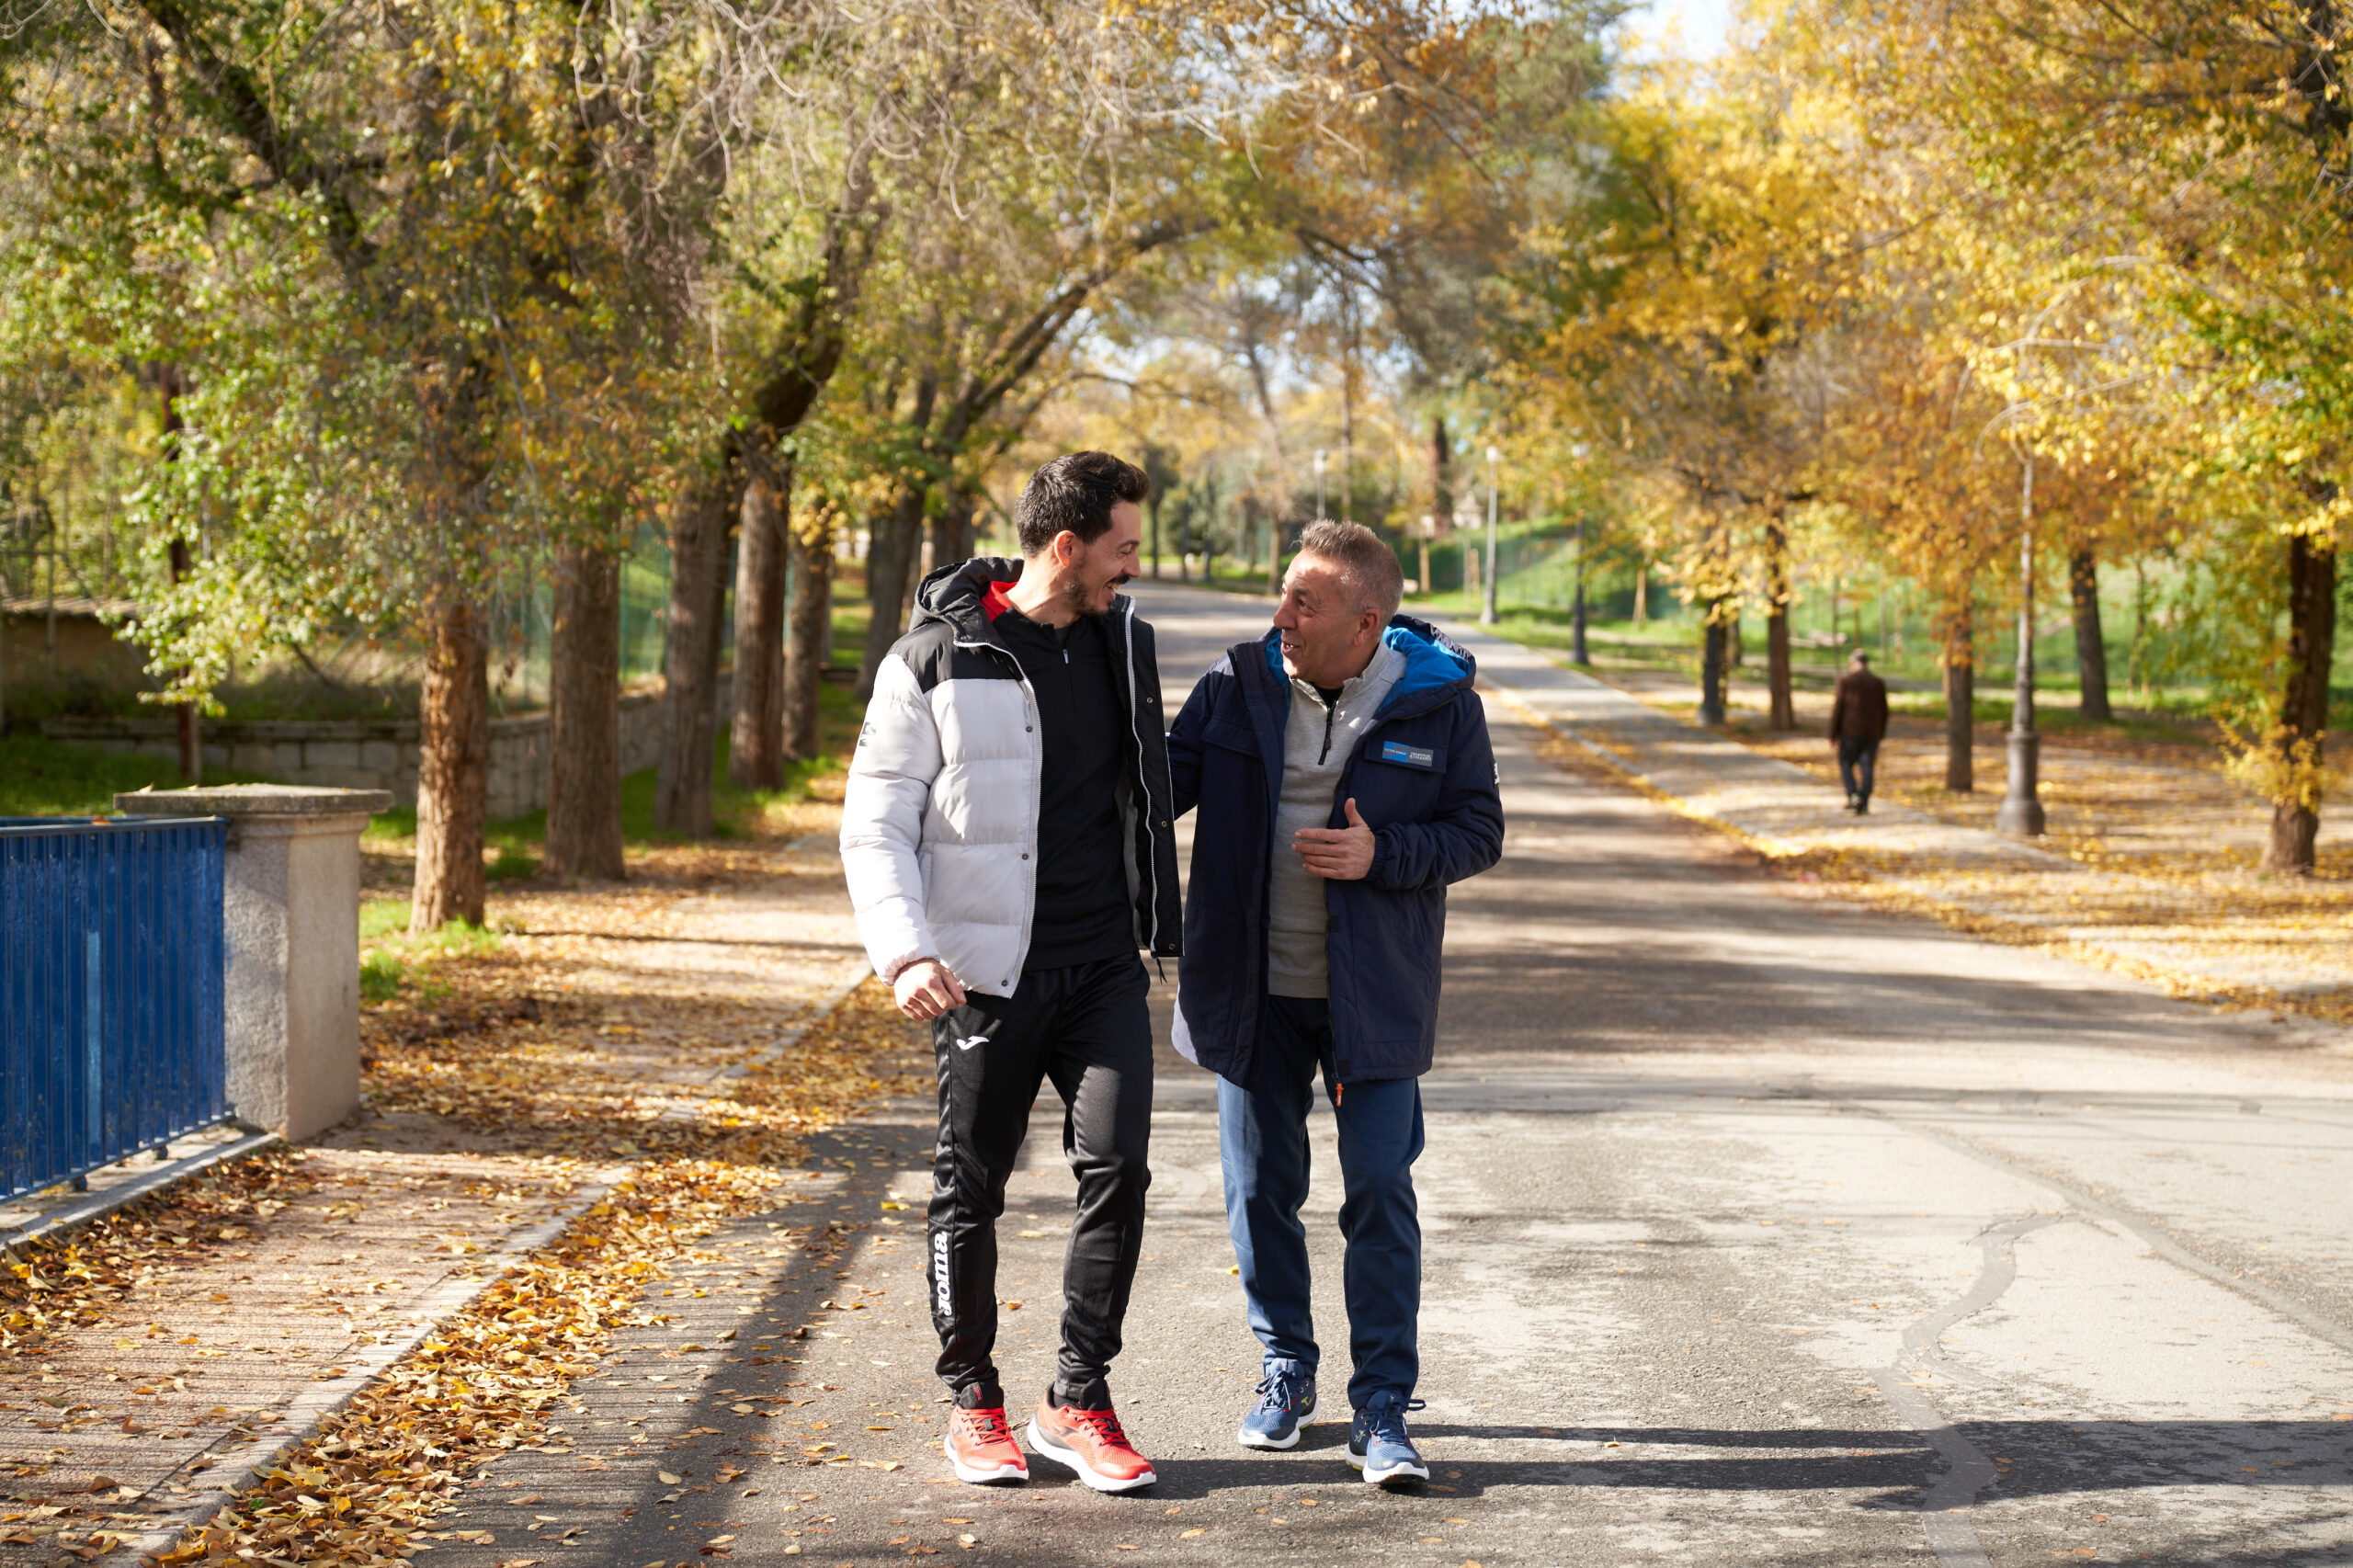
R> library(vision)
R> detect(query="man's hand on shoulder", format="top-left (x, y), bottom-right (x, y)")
top-left (894, 959), bottom-right (968, 1020)
top-left (1294, 797), bottom-right (1376, 881)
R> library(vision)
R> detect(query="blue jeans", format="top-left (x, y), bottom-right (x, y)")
top-left (1219, 995), bottom-right (1425, 1409)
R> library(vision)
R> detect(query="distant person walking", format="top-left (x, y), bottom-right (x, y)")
top-left (1827, 650), bottom-right (1890, 814)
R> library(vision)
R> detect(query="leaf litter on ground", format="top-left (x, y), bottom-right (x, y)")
top-left (16, 835), bottom-right (926, 1568)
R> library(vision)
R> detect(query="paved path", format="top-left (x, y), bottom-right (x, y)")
top-left (426, 581), bottom-right (2353, 1568)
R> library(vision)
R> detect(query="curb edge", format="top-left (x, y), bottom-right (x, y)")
top-left (102, 965), bottom-right (877, 1568)
top-left (2, 1130), bottom-right (286, 1259)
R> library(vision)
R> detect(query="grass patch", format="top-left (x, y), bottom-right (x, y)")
top-left (358, 896), bottom-right (505, 1002)
top-left (0, 732), bottom-right (277, 818)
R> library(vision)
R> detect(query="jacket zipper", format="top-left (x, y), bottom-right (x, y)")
top-left (1115, 600), bottom-right (1163, 954)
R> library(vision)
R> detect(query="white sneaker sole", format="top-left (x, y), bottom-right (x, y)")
top-left (942, 1433), bottom-right (1028, 1485)
top-left (1236, 1425), bottom-right (1302, 1450)
top-left (1024, 1418), bottom-right (1157, 1493)
top-left (1347, 1448), bottom-right (1430, 1486)
top-left (1236, 1396), bottom-right (1314, 1449)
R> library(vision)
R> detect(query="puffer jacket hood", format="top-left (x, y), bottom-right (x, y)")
top-left (911, 554), bottom-right (1025, 639)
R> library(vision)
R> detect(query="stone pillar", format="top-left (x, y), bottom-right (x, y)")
top-left (114, 784), bottom-right (392, 1141)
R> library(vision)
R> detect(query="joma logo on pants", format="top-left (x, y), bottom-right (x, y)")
top-left (932, 1229), bottom-right (951, 1316)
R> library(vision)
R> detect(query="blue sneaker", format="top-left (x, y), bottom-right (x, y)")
top-left (1237, 1366), bottom-right (1316, 1449)
top-left (1346, 1393), bottom-right (1429, 1486)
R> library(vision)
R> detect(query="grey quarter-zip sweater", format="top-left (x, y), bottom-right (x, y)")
top-left (1266, 640), bottom-right (1404, 998)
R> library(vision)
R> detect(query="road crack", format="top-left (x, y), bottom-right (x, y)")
top-left (1872, 1210), bottom-right (2063, 1568)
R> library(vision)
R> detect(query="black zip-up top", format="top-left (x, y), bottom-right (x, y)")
top-left (886, 556), bottom-right (1182, 975)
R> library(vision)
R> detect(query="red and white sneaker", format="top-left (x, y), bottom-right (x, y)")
top-left (943, 1404), bottom-right (1029, 1485)
top-left (1026, 1394), bottom-right (1156, 1493)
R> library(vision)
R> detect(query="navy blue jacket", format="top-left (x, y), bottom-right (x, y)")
top-left (1165, 616), bottom-right (1505, 1085)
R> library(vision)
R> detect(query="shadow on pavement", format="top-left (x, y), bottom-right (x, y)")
top-left (1405, 1419), bottom-right (2352, 1502)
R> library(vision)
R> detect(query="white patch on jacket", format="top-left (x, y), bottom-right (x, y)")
top-left (840, 651), bottom-right (1043, 997)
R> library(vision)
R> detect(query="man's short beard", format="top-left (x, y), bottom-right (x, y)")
top-left (1061, 574), bottom-right (1111, 619)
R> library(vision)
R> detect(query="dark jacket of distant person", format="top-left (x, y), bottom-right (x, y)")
top-left (1827, 664), bottom-right (1890, 742)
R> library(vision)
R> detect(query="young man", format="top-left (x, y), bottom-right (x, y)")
top-left (840, 451), bottom-right (1180, 1494)
top-left (1827, 649), bottom-right (1890, 813)
top-left (1164, 520), bottom-right (1504, 1487)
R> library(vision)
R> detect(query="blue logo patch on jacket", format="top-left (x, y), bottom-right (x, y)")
top-left (1379, 740), bottom-right (1438, 770)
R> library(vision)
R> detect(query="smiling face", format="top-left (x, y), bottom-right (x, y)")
top-left (1271, 552), bottom-right (1382, 688)
top-left (1049, 499), bottom-right (1144, 619)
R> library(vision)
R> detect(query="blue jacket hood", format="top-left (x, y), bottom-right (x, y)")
top-left (1259, 613), bottom-right (1476, 719)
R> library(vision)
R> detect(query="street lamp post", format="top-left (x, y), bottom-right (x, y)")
top-left (1568, 441), bottom-right (1591, 665)
top-left (1571, 516), bottom-right (1590, 665)
top-left (1996, 454), bottom-right (2045, 836)
top-left (1482, 446), bottom-right (1500, 626)
top-left (1313, 449), bottom-right (1328, 523)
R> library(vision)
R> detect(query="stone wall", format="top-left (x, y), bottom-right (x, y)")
top-left (44, 676), bottom-right (720, 821)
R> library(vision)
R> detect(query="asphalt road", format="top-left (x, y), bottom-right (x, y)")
top-left (438, 580), bottom-right (2353, 1568)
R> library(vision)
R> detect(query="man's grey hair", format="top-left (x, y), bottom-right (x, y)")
top-left (1295, 519), bottom-right (1404, 621)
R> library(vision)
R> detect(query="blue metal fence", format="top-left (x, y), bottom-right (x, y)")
top-left (0, 816), bottom-right (229, 1200)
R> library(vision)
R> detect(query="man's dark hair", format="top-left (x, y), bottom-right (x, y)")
top-left (1850, 650), bottom-right (1870, 666)
top-left (1017, 451), bottom-right (1150, 555)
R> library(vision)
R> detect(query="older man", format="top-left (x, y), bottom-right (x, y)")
top-left (1165, 519), bottom-right (1505, 1487)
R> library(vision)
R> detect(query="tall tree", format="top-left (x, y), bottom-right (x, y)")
top-left (1802, 0), bottom-right (2353, 866)
top-left (6, 0), bottom-right (723, 924)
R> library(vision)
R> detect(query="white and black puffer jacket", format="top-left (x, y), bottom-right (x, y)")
top-left (840, 557), bottom-right (1183, 997)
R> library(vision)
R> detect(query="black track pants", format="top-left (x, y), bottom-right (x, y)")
top-left (926, 955), bottom-right (1153, 1409)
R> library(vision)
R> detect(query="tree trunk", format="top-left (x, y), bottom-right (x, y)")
top-left (412, 597), bottom-right (489, 932)
top-left (167, 538), bottom-right (200, 782)
top-left (545, 543), bottom-right (625, 881)
top-left (1632, 562), bottom-right (1646, 628)
top-left (655, 470), bottom-right (735, 836)
top-left (931, 487), bottom-right (975, 576)
top-left (784, 499), bottom-right (832, 762)
top-left (159, 370), bottom-right (200, 783)
top-left (1430, 412), bottom-right (1451, 527)
top-left (2263, 528), bottom-right (2338, 874)
top-left (1764, 513), bottom-right (1796, 730)
top-left (1699, 608), bottom-right (1728, 726)
top-left (730, 472), bottom-right (789, 790)
top-left (2069, 548), bottom-right (2112, 722)
top-left (1766, 608), bottom-right (1795, 729)
top-left (1941, 607), bottom-right (1974, 792)
top-left (857, 484), bottom-right (926, 699)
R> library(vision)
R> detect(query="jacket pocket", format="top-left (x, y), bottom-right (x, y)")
top-left (1203, 717), bottom-right (1258, 756)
